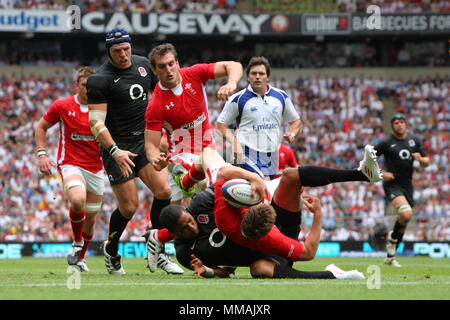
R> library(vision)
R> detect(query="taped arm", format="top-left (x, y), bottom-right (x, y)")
top-left (88, 103), bottom-right (115, 149)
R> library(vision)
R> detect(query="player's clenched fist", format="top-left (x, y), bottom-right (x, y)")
top-left (302, 194), bottom-right (322, 215)
top-left (217, 83), bottom-right (237, 101)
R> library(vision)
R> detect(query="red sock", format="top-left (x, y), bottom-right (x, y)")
top-left (79, 232), bottom-right (93, 260)
top-left (182, 165), bottom-right (205, 189)
top-left (69, 208), bottom-right (85, 242)
top-left (157, 228), bottom-right (175, 243)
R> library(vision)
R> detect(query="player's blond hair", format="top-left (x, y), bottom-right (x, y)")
top-left (76, 66), bottom-right (95, 83)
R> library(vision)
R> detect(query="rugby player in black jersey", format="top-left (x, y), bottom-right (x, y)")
top-left (374, 113), bottom-right (430, 267)
top-left (86, 28), bottom-right (182, 275)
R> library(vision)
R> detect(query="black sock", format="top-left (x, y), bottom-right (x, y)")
top-left (392, 220), bottom-right (406, 249)
top-left (150, 198), bottom-right (171, 229)
top-left (273, 265), bottom-right (335, 279)
top-left (106, 208), bottom-right (130, 256)
top-left (298, 166), bottom-right (368, 187)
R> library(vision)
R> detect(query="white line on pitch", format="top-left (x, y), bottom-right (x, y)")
top-left (1, 281), bottom-right (450, 287)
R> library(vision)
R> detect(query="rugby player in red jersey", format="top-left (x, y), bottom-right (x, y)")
top-left (35, 67), bottom-right (103, 272)
top-left (144, 43), bottom-right (243, 272)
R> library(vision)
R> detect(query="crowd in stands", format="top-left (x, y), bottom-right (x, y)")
top-left (2, 0), bottom-right (450, 13)
top-left (1, 39), bottom-right (448, 69)
top-left (0, 0), bottom-right (238, 13)
top-left (0, 66), bottom-right (449, 243)
top-left (255, 0), bottom-right (450, 14)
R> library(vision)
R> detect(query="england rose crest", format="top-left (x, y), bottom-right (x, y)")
top-left (138, 67), bottom-right (147, 77)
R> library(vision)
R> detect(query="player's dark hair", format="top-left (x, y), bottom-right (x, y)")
top-left (160, 204), bottom-right (185, 231)
top-left (246, 56), bottom-right (271, 77)
top-left (241, 204), bottom-right (276, 240)
top-left (75, 66), bottom-right (95, 83)
top-left (148, 43), bottom-right (179, 68)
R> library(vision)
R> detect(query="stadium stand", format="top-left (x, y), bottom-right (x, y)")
top-left (254, 0), bottom-right (450, 14)
top-left (0, 68), bottom-right (448, 242)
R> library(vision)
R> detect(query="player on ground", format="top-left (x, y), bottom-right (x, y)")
top-left (35, 66), bottom-right (103, 272)
top-left (144, 43), bottom-right (243, 272)
top-left (86, 29), bottom-right (182, 275)
top-left (160, 193), bottom-right (364, 280)
top-left (276, 143), bottom-right (298, 178)
top-left (374, 113), bottom-right (430, 267)
top-left (150, 144), bottom-right (382, 263)
top-left (217, 56), bottom-right (301, 179)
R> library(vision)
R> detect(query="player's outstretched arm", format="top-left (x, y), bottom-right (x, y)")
top-left (283, 119), bottom-right (301, 144)
top-left (34, 118), bottom-right (56, 175)
top-left (144, 129), bottom-right (168, 171)
top-left (298, 195), bottom-right (323, 261)
top-left (190, 254), bottom-right (234, 278)
top-left (214, 61), bottom-right (243, 101)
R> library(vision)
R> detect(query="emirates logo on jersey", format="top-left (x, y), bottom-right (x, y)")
top-left (138, 67), bottom-right (147, 77)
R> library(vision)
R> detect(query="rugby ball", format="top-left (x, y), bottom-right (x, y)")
top-left (221, 179), bottom-right (262, 208)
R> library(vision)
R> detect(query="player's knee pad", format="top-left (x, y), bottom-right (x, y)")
top-left (64, 179), bottom-right (86, 193)
top-left (395, 204), bottom-right (412, 216)
top-left (85, 202), bottom-right (102, 214)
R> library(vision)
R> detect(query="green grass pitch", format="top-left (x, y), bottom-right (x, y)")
top-left (0, 257), bottom-right (449, 300)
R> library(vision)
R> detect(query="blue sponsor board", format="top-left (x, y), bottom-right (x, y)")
top-left (316, 242), bottom-right (341, 257)
top-left (1, 241), bottom-right (448, 258)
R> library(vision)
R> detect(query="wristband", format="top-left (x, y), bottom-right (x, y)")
top-left (202, 266), bottom-right (215, 278)
top-left (108, 144), bottom-right (118, 156)
top-left (36, 148), bottom-right (48, 157)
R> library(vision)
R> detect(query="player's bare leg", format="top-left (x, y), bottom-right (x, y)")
top-left (64, 176), bottom-right (87, 270)
top-left (385, 196), bottom-right (412, 267)
top-left (77, 192), bottom-right (102, 272)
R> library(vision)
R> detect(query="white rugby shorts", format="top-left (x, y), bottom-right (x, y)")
top-left (60, 165), bottom-right (105, 196)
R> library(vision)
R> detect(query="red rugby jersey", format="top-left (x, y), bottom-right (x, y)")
top-left (43, 95), bottom-right (102, 173)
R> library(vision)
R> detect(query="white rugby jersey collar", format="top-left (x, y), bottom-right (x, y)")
top-left (247, 83), bottom-right (272, 97)
top-left (158, 76), bottom-right (183, 96)
top-left (74, 94), bottom-right (89, 113)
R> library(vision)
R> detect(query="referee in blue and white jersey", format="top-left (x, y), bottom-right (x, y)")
top-left (217, 57), bottom-right (301, 179)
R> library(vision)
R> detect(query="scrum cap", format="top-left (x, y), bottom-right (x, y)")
top-left (390, 113), bottom-right (406, 124)
top-left (105, 28), bottom-right (131, 58)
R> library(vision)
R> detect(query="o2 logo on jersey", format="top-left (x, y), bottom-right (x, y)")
top-left (399, 149), bottom-right (411, 160)
top-left (208, 228), bottom-right (226, 248)
top-left (129, 84), bottom-right (146, 101)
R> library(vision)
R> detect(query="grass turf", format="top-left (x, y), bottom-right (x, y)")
top-left (0, 257), bottom-right (449, 300)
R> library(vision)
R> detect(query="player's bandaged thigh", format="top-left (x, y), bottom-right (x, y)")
top-left (64, 179), bottom-right (86, 193)
top-left (61, 165), bottom-right (86, 192)
top-left (395, 204), bottom-right (412, 216)
top-left (206, 162), bottom-right (232, 186)
top-left (85, 202), bottom-right (102, 214)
